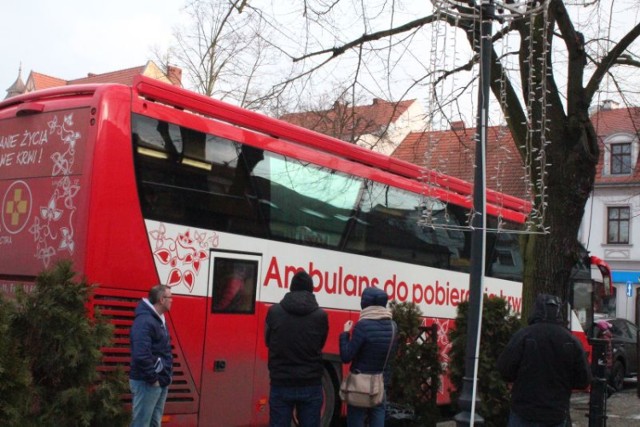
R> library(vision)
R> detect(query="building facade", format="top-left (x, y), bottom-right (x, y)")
top-left (4, 61), bottom-right (182, 100)
top-left (579, 104), bottom-right (640, 323)
top-left (280, 98), bottom-right (427, 155)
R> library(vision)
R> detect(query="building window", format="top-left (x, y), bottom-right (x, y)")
top-left (610, 143), bottom-right (632, 174)
top-left (496, 249), bottom-right (515, 266)
top-left (607, 206), bottom-right (630, 244)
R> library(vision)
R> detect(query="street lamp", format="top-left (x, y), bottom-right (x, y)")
top-left (428, 1), bottom-right (548, 425)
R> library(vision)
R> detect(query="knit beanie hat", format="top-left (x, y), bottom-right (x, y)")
top-left (290, 271), bottom-right (314, 292)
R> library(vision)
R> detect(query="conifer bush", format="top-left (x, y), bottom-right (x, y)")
top-left (0, 260), bottom-right (128, 426)
top-left (389, 301), bottom-right (443, 425)
top-left (0, 295), bottom-right (32, 426)
top-left (448, 295), bottom-right (521, 427)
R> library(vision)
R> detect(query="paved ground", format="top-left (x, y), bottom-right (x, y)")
top-left (569, 383), bottom-right (640, 426)
top-left (436, 381), bottom-right (640, 426)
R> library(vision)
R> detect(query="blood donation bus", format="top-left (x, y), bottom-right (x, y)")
top-left (0, 76), bottom-right (609, 426)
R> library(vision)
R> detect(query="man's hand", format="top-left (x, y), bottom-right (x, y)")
top-left (153, 381), bottom-right (160, 387)
top-left (343, 320), bottom-right (353, 333)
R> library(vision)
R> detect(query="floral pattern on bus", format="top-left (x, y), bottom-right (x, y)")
top-left (426, 317), bottom-right (454, 398)
top-left (28, 114), bottom-right (80, 268)
top-left (149, 223), bottom-right (219, 292)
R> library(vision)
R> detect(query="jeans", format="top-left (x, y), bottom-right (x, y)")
top-left (269, 384), bottom-right (323, 427)
top-left (130, 379), bottom-right (169, 427)
top-left (346, 402), bottom-right (386, 427)
top-left (507, 411), bottom-right (568, 427)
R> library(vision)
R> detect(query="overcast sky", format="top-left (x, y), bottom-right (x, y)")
top-left (2, 0), bottom-right (638, 114)
top-left (1, 1), bottom-right (182, 94)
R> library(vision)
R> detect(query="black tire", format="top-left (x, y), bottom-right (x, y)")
top-left (320, 366), bottom-right (340, 427)
top-left (609, 360), bottom-right (625, 392)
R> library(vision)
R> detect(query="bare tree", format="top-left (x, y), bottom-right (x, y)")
top-left (155, 0), bottom-right (281, 110)
top-left (257, 0), bottom-right (640, 314)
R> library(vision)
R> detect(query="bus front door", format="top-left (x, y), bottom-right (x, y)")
top-left (199, 252), bottom-right (263, 426)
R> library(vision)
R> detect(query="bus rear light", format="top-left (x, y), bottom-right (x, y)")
top-left (256, 397), bottom-right (268, 413)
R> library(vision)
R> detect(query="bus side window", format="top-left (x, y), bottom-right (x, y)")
top-left (211, 258), bottom-right (258, 314)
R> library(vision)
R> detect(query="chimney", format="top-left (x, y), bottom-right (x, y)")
top-left (87, 73), bottom-right (96, 77)
top-left (451, 120), bottom-right (466, 131)
top-left (601, 99), bottom-right (619, 111)
top-left (372, 98), bottom-right (384, 105)
top-left (167, 65), bottom-right (183, 87)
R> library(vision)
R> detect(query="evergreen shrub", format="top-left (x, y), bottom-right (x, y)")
top-left (390, 301), bottom-right (443, 426)
top-left (0, 260), bottom-right (129, 426)
top-left (448, 295), bottom-right (521, 427)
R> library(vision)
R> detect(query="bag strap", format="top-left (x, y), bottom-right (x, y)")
top-left (381, 321), bottom-right (396, 371)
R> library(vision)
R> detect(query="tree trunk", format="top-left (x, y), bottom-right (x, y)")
top-left (520, 118), bottom-right (598, 319)
top-left (474, 1), bottom-right (601, 318)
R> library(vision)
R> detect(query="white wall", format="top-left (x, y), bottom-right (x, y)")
top-left (357, 101), bottom-right (427, 155)
top-left (580, 184), bottom-right (640, 322)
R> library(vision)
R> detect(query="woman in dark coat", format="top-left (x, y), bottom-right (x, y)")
top-left (339, 286), bottom-right (397, 427)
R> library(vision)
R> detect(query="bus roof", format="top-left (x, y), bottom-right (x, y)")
top-left (131, 76), bottom-right (530, 215)
top-left (0, 76), bottom-right (531, 223)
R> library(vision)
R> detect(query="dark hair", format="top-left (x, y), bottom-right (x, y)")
top-left (149, 284), bottom-right (169, 304)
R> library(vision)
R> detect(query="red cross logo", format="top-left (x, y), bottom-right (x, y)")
top-left (2, 181), bottom-right (32, 234)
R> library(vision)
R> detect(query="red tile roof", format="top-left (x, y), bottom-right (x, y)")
top-left (68, 65), bottom-right (147, 86)
top-left (393, 107), bottom-right (640, 200)
top-left (27, 72), bottom-right (67, 91)
top-left (591, 107), bottom-right (640, 185)
top-left (392, 125), bottom-right (528, 199)
top-left (280, 98), bottom-right (416, 141)
top-left (16, 62), bottom-right (181, 96)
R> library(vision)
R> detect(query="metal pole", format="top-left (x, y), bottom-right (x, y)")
top-left (454, 2), bottom-right (493, 425)
top-left (588, 338), bottom-right (608, 427)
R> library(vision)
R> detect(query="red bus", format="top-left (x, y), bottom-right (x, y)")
top-left (0, 76), bottom-right (599, 426)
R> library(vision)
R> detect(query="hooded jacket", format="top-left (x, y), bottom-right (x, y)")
top-left (265, 290), bottom-right (329, 386)
top-left (339, 287), bottom-right (397, 384)
top-left (497, 294), bottom-right (591, 423)
top-left (129, 299), bottom-right (173, 387)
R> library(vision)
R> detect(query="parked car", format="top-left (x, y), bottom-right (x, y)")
top-left (591, 318), bottom-right (639, 391)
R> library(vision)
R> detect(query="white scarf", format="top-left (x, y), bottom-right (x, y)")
top-left (359, 305), bottom-right (392, 320)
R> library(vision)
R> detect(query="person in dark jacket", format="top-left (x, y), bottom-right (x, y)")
top-left (265, 270), bottom-right (329, 427)
top-left (339, 286), bottom-right (397, 427)
top-left (129, 284), bottom-right (174, 427)
top-left (497, 293), bottom-right (591, 427)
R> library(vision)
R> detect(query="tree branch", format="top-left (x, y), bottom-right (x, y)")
top-left (585, 21), bottom-right (640, 103)
top-left (552, 0), bottom-right (586, 118)
top-left (292, 15), bottom-right (437, 62)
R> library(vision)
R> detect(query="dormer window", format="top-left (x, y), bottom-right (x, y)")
top-left (610, 143), bottom-right (632, 174)
top-left (602, 133), bottom-right (638, 176)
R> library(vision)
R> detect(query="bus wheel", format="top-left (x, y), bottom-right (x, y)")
top-left (609, 360), bottom-right (625, 391)
top-left (320, 365), bottom-right (339, 427)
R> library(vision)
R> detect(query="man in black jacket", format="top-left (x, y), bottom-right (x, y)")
top-left (497, 293), bottom-right (591, 426)
top-left (265, 270), bottom-right (329, 427)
